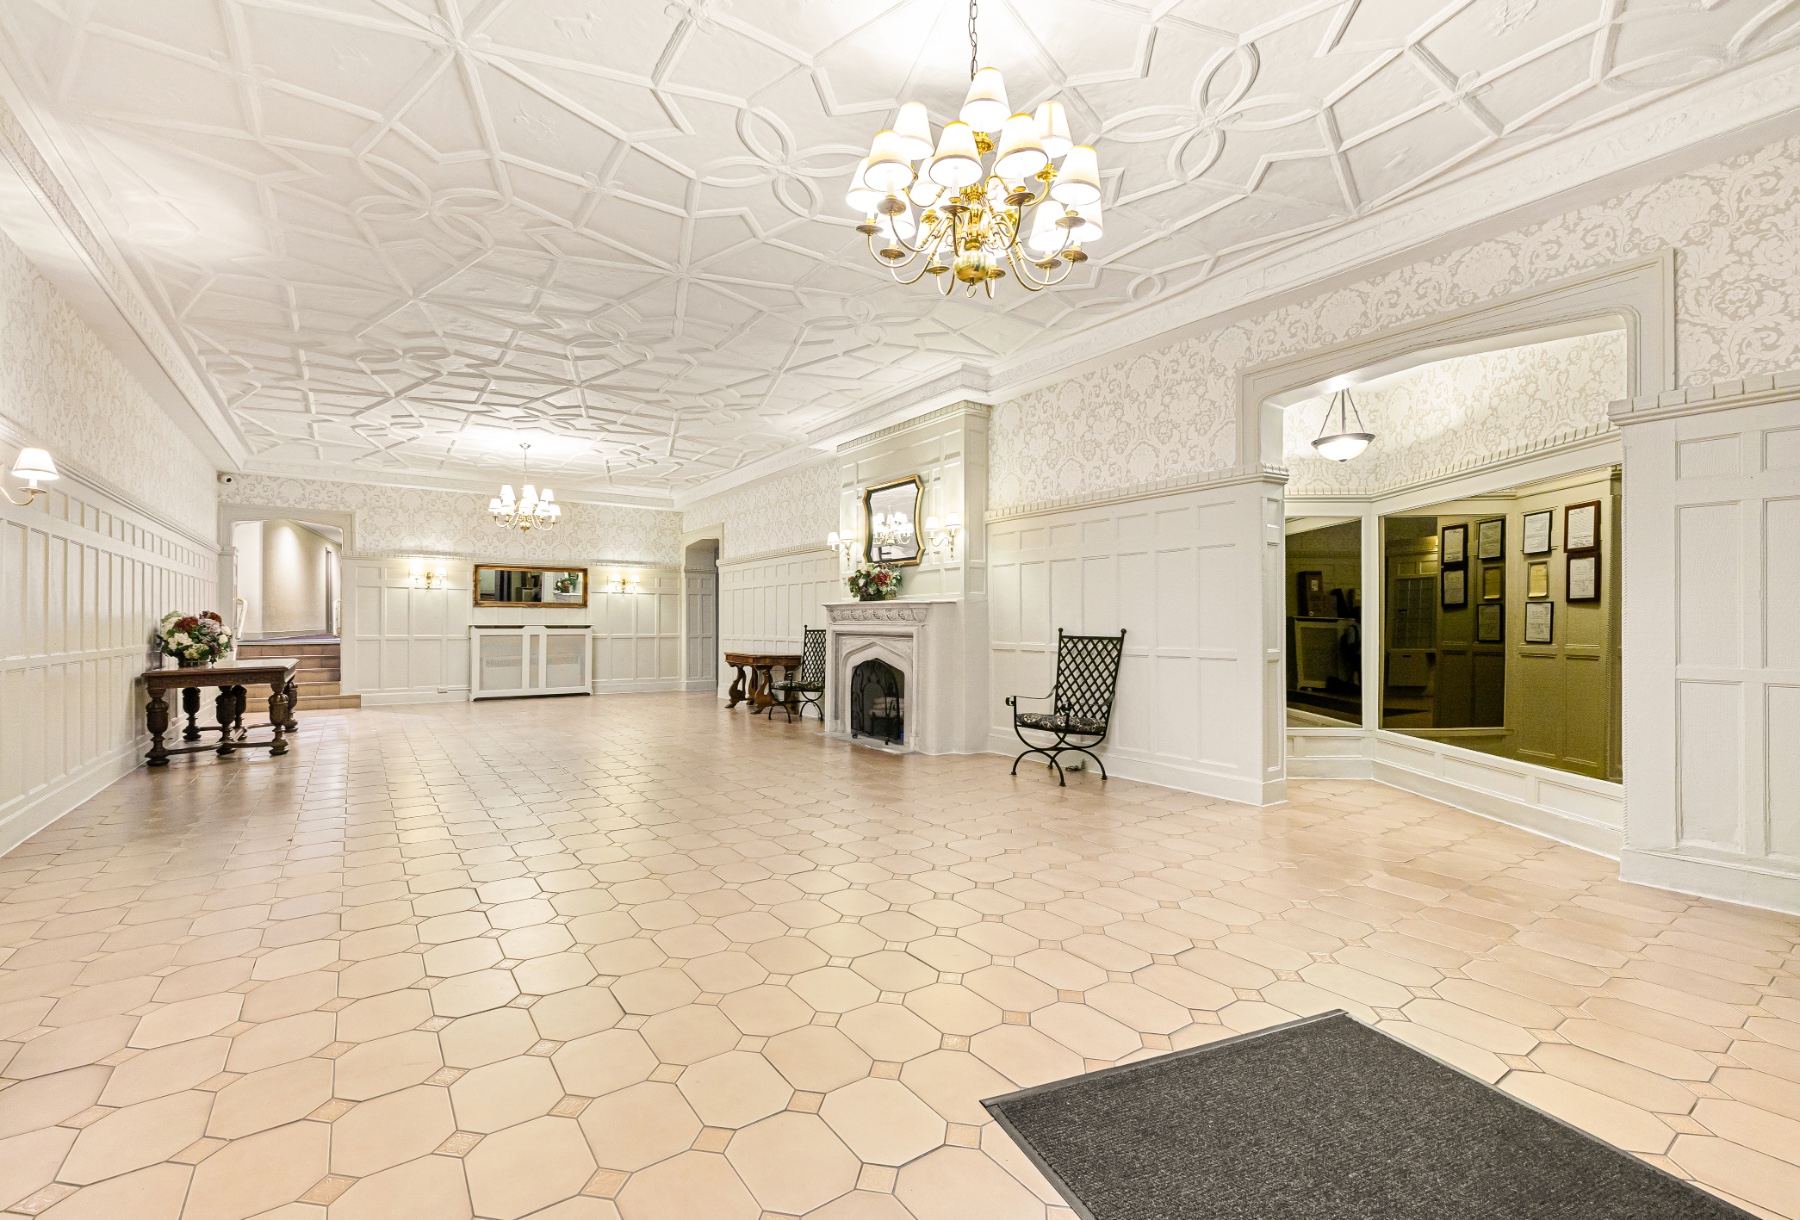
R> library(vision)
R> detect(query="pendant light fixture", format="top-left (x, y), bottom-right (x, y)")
top-left (488, 443), bottom-right (561, 532)
top-left (1311, 388), bottom-right (1376, 462)
top-left (844, 0), bottom-right (1105, 297)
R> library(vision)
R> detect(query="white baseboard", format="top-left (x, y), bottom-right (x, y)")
top-left (358, 689), bottom-right (469, 707)
top-left (1288, 755), bottom-right (1376, 779)
top-left (1370, 755), bottom-right (1622, 858)
top-left (682, 678), bottom-right (717, 692)
top-left (985, 733), bottom-right (1281, 806)
top-left (592, 678), bottom-right (684, 694)
top-left (0, 735), bottom-right (148, 858)
top-left (1620, 849), bottom-right (1800, 916)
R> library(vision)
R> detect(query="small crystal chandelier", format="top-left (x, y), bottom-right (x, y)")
top-left (488, 443), bottom-right (560, 531)
top-left (845, 0), bottom-right (1103, 297)
top-left (1311, 388), bottom-right (1376, 462)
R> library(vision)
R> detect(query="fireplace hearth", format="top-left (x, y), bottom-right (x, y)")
top-left (850, 658), bottom-right (904, 744)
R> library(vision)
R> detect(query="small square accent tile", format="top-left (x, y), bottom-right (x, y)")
top-left (96, 1048), bottom-right (140, 1066)
top-left (172, 1137), bottom-right (228, 1164)
top-left (737, 1035), bottom-right (767, 1052)
top-left (693, 1126), bottom-right (733, 1152)
top-left (320, 996), bottom-right (355, 1011)
top-left (528, 1040), bottom-right (563, 1056)
top-left (57, 1106), bottom-right (114, 1129)
top-left (947, 1124), bottom-right (983, 1148)
top-left (812, 1012), bottom-right (839, 1027)
top-left (6, 1183), bottom-right (79, 1214)
top-left (871, 1062), bottom-right (902, 1080)
top-left (435, 1131), bottom-right (484, 1157)
top-left (318, 1040), bottom-right (354, 1058)
top-left (582, 1170), bottom-right (628, 1199)
top-left (618, 1014), bottom-right (646, 1029)
top-left (1500, 1055), bottom-right (1539, 1072)
top-left (426, 1066), bottom-right (468, 1086)
top-left (941, 1034), bottom-right (970, 1051)
top-left (650, 1063), bottom-right (685, 1083)
top-left (299, 1175), bottom-right (357, 1205)
top-left (418, 1015), bottom-right (454, 1032)
top-left (1003, 1011), bottom-right (1029, 1025)
top-left (310, 1098), bottom-right (357, 1121)
top-left (857, 1164), bottom-right (899, 1192)
top-left (1057, 989), bottom-right (1084, 1003)
top-left (788, 1092), bottom-right (824, 1114)
top-left (551, 1095), bottom-right (592, 1118)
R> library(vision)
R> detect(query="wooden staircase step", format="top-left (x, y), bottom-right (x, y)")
top-left (295, 694), bottom-right (360, 710)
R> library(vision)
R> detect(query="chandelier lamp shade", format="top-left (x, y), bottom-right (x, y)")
top-left (1311, 388), bottom-right (1376, 463)
top-left (488, 442), bottom-right (561, 532)
top-left (846, 0), bottom-right (1104, 297)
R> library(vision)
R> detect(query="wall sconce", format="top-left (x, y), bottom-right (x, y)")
top-left (826, 531), bottom-right (858, 565)
top-left (4, 447), bottom-right (58, 506)
top-left (608, 572), bottom-right (641, 594)
top-left (924, 513), bottom-right (963, 559)
top-left (411, 560), bottom-right (449, 589)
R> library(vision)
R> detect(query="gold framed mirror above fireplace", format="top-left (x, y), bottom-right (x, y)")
top-left (863, 475), bottom-right (923, 567)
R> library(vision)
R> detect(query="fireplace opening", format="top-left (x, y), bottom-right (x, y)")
top-left (850, 658), bottom-right (905, 744)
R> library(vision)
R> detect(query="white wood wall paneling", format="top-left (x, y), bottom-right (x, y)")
top-left (345, 560), bottom-right (681, 704)
top-left (715, 549), bottom-right (838, 697)
top-left (987, 480), bottom-right (1277, 805)
top-left (0, 484), bottom-right (215, 853)
top-left (1614, 378), bottom-right (1800, 913)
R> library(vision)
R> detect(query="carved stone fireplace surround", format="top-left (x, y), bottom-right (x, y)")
top-left (823, 598), bottom-right (984, 756)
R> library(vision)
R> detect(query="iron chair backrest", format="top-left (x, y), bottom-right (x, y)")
top-left (800, 627), bottom-right (827, 685)
top-left (1051, 629), bottom-right (1126, 728)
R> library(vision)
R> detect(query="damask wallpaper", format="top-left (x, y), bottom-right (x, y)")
top-left (221, 474), bottom-right (681, 566)
top-left (991, 135), bottom-right (1800, 510)
top-left (0, 229), bottom-right (217, 538)
top-left (680, 458), bottom-right (838, 561)
top-left (1283, 332), bottom-right (1627, 497)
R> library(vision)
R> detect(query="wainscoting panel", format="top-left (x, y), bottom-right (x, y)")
top-left (988, 479), bottom-right (1278, 805)
top-left (716, 548), bottom-right (839, 696)
top-left (0, 482), bottom-right (215, 853)
top-left (1613, 377), bottom-right (1800, 913)
top-left (345, 560), bottom-right (681, 703)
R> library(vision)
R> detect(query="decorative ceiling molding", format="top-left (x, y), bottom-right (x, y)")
top-left (0, 0), bottom-right (1792, 502)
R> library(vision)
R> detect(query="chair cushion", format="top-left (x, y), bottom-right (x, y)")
top-left (1015, 711), bottom-right (1106, 736)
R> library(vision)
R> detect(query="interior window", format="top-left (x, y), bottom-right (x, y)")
top-left (1284, 519), bottom-right (1362, 728)
top-left (1379, 466), bottom-right (1622, 782)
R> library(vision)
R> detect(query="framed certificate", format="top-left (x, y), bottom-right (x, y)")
top-left (1524, 600), bottom-right (1554, 644)
top-left (1442, 566), bottom-right (1467, 608)
top-left (1481, 564), bottom-right (1504, 601)
top-left (1568, 552), bottom-right (1600, 602)
top-left (1476, 603), bottom-right (1503, 644)
top-left (1527, 561), bottom-right (1550, 599)
top-left (1477, 517), bottom-right (1504, 560)
top-left (1565, 500), bottom-right (1599, 551)
top-left (1522, 509), bottom-right (1553, 555)
top-left (1441, 523), bottom-right (1467, 565)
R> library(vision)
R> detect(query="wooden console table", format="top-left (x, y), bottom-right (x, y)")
top-left (143, 659), bottom-right (300, 766)
top-left (724, 652), bottom-right (802, 713)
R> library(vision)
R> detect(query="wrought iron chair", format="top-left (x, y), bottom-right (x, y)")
top-left (1007, 628), bottom-right (1126, 785)
top-left (769, 626), bottom-right (826, 722)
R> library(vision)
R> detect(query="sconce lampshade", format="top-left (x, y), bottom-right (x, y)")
top-left (11, 447), bottom-right (57, 486)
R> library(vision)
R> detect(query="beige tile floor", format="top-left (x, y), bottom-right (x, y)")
top-left (2, 693), bottom-right (1799, 1220)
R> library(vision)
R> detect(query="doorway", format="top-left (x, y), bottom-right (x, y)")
top-left (684, 540), bottom-right (719, 692)
top-left (232, 518), bottom-right (342, 640)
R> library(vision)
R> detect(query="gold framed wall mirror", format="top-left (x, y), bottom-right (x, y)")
top-left (473, 564), bottom-right (588, 607)
top-left (863, 475), bottom-right (923, 567)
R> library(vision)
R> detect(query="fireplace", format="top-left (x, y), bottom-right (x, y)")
top-left (850, 659), bottom-right (905, 744)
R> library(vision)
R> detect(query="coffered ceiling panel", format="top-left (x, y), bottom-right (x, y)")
top-left (0, 0), bottom-right (1790, 497)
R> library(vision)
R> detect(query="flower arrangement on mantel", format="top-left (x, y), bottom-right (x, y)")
top-left (847, 563), bottom-right (900, 602)
top-left (157, 611), bottom-right (233, 667)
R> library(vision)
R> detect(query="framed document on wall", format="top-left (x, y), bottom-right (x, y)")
top-left (1565, 500), bottom-right (1599, 551)
top-left (1527, 561), bottom-right (1550, 599)
top-left (1476, 603), bottom-right (1503, 644)
top-left (1442, 566), bottom-right (1467, 608)
top-left (1476, 517), bottom-right (1504, 560)
top-left (1522, 509), bottom-right (1553, 554)
top-left (1524, 600), bottom-right (1554, 644)
top-left (1441, 523), bottom-right (1467, 565)
top-left (1481, 565), bottom-right (1504, 601)
top-left (1568, 552), bottom-right (1600, 602)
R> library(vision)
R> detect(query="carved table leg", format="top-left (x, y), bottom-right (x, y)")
top-left (267, 682), bottom-right (289, 757)
top-left (146, 690), bottom-right (171, 766)
top-left (215, 687), bottom-right (238, 755)
top-left (181, 687), bottom-right (202, 741)
top-left (233, 686), bottom-right (249, 738)
top-left (283, 678), bottom-right (299, 732)
top-left (727, 663), bottom-right (747, 709)
top-left (750, 664), bottom-right (773, 711)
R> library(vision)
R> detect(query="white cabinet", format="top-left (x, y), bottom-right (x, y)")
top-left (470, 626), bottom-right (592, 699)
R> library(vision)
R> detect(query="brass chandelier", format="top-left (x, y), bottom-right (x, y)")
top-left (845, 0), bottom-right (1103, 298)
top-left (488, 442), bottom-right (561, 532)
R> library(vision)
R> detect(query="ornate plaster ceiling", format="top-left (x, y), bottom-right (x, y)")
top-left (0, 0), bottom-right (1791, 499)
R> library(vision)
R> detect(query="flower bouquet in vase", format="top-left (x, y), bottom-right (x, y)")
top-left (157, 611), bottom-right (233, 668)
top-left (847, 563), bottom-right (900, 602)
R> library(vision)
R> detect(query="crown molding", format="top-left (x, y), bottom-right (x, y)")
top-left (232, 460), bottom-right (677, 512)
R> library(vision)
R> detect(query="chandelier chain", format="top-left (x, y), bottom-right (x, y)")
top-left (968, 0), bottom-right (979, 79)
